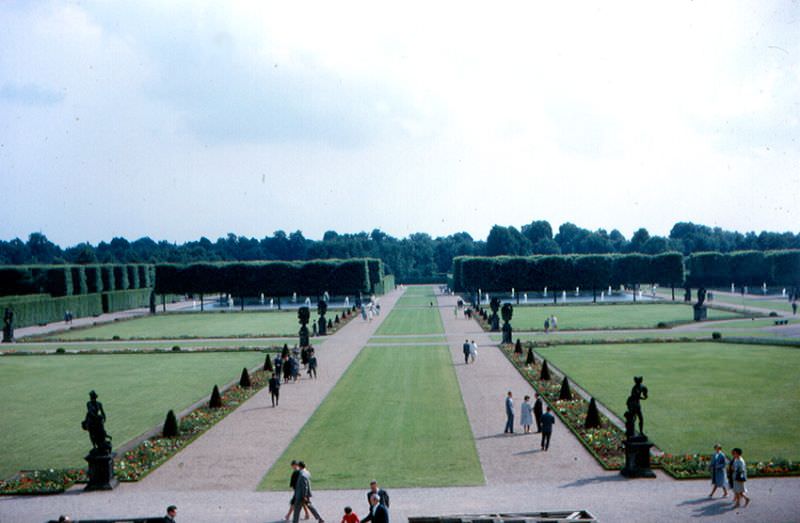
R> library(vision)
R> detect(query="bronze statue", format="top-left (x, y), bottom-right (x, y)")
top-left (625, 376), bottom-right (648, 436)
top-left (82, 390), bottom-right (112, 453)
top-left (696, 287), bottom-right (707, 307)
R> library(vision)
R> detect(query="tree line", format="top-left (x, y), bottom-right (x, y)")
top-left (3, 221), bottom-right (799, 281)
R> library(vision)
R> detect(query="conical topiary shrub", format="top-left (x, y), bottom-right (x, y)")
top-left (585, 397), bottom-right (601, 429)
top-left (209, 384), bottom-right (222, 408)
top-left (526, 346), bottom-right (534, 366)
top-left (559, 376), bottom-right (572, 400)
top-left (540, 360), bottom-right (551, 381)
top-left (514, 339), bottom-right (523, 353)
top-left (240, 367), bottom-right (251, 388)
top-left (327, 318), bottom-right (333, 329)
top-left (264, 354), bottom-right (273, 372)
top-left (335, 314), bottom-right (340, 324)
top-left (162, 409), bottom-right (179, 438)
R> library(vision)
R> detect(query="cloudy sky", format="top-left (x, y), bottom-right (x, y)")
top-left (1, 1), bottom-right (798, 246)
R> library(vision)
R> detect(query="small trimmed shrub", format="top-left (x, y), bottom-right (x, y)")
top-left (514, 339), bottom-right (523, 353)
top-left (162, 409), bottom-right (179, 438)
top-left (171, 345), bottom-right (181, 352)
top-left (264, 354), bottom-right (273, 372)
top-left (769, 311), bottom-right (779, 317)
top-left (540, 360), bottom-right (551, 381)
top-left (55, 347), bottom-right (66, 354)
top-left (559, 376), bottom-right (572, 400)
top-left (209, 385), bottom-right (222, 408)
top-left (712, 332), bottom-right (722, 340)
top-left (585, 397), bottom-right (601, 429)
top-left (239, 367), bottom-right (251, 388)
top-left (112, 335), bottom-right (121, 340)
top-left (656, 322), bottom-right (668, 329)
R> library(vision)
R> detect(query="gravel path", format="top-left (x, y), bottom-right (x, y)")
top-left (435, 292), bottom-right (605, 485)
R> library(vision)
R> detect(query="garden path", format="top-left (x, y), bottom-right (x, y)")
top-left (122, 287), bottom-right (405, 492)
top-left (435, 291), bottom-right (606, 484)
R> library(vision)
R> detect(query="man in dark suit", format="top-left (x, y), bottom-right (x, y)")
top-left (163, 505), bottom-right (177, 522)
top-left (504, 391), bottom-right (514, 434)
top-left (532, 393), bottom-right (543, 433)
top-left (293, 461), bottom-right (324, 523)
top-left (540, 406), bottom-right (556, 451)
top-left (269, 373), bottom-right (281, 407)
top-left (362, 493), bottom-right (389, 523)
top-left (462, 339), bottom-right (471, 364)
top-left (366, 480), bottom-right (390, 511)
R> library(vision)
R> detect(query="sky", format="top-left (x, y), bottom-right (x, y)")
top-left (1, 1), bottom-right (798, 247)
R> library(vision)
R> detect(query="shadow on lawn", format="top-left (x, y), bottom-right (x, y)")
top-left (559, 474), bottom-right (627, 488)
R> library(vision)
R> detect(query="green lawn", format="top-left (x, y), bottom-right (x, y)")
top-left (697, 317), bottom-right (799, 330)
top-left (491, 331), bottom-right (714, 343)
top-left (41, 311), bottom-right (312, 340)
top-left (7, 338), bottom-right (298, 352)
top-left (369, 335), bottom-right (447, 344)
top-left (258, 344), bottom-right (483, 490)
top-left (375, 307), bottom-right (444, 335)
top-left (652, 287), bottom-right (793, 314)
top-left (506, 304), bottom-right (742, 331)
top-left (0, 351), bottom-right (265, 478)
top-left (537, 342), bottom-right (800, 461)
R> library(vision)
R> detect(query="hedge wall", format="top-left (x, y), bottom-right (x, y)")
top-left (686, 250), bottom-right (800, 287)
top-left (375, 274), bottom-right (396, 295)
top-left (0, 294), bottom-right (103, 328)
top-left (452, 253), bottom-right (685, 292)
top-left (154, 259), bottom-right (372, 297)
top-left (367, 258), bottom-right (384, 293)
top-left (103, 288), bottom-right (152, 313)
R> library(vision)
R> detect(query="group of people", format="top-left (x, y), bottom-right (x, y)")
top-left (360, 302), bottom-right (380, 321)
top-left (543, 315), bottom-right (558, 333)
top-left (505, 391), bottom-right (556, 451)
top-left (285, 462), bottom-right (391, 523)
top-left (708, 444), bottom-right (751, 509)
top-left (268, 346), bottom-right (320, 407)
top-left (461, 339), bottom-right (478, 364)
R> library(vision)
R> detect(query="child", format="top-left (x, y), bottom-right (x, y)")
top-left (342, 506), bottom-right (360, 523)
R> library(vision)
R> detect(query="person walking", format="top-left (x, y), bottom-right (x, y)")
top-left (544, 318), bottom-right (550, 333)
top-left (163, 505), bottom-right (178, 522)
top-left (469, 340), bottom-right (478, 363)
top-left (293, 461), bottom-right (324, 523)
top-left (361, 494), bottom-right (389, 523)
top-left (307, 351), bottom-right (318, 379)
top-left (341, 506), bottom-right (360, 523)
top-left (269, 372), bottom-right (281, 407)
top-left (520, 395), bottom-right (533, 434)
top-left (504, 391), bottom-right (514, 434)
top-left (284, 461), bottom-right (311, 521)
top-left (708, 444), bottom-right (728, 498)
top-left (540, 406), bottom-right (555, 450)
top-left (731, 448), bottom-right (750, 508)
top-left (550, 315), bottom-right (558, 330)
top-left (462, 339), bottom-right (471, 365)
top-left (365, 480), bottom-right (390, 510)
top-left (533, 393), bottom-right (543, 433)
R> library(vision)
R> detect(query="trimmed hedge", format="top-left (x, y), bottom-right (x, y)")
top-left (103, 288), bottom-right (152, 313)
top-left (154, 259), bottom-right (373, 297)
top-left (0, 294), bottom-right (103, 327)
top-left (366, 258), bottom-right (384, 293)
top-left (453, 253), bottom-right (685, 292)
top-left (375, 274), bottom-right (395, 295)
top-left (686, 249), bottom-right (800, 287)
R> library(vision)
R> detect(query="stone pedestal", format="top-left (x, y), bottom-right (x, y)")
top-left (693, 305), bottom-right (707, 321)
top-left (621, 436), bottom-right (656, 478)
top-left (299, 326), bottom-right (310, 347)
top-left (490, 315), bottom-right (500, 332)
top-left (84, 451), bottom-right (118, 491)
top-left (502, 324), bottom-right (513, 344)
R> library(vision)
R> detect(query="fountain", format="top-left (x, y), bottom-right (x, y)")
top-left (292, 292), bottom-right (297, 303)
top-left (228, 296), bottom-right (233, 309)
top-left (561, 290), bottom-right (567, 303)
top-left (638, 290), bottom-right (643, 299)
top-left (731, 283), bottom-right (735, 293)
top-left (260, 293), bottom-right (265, 305)
top-left (744, 285), bottom-right (749, 295)
top-left (344, 296), bottom-right (350, 308)
top-left (269, 298), bottom-right (274, 310)
top-left (783, 288), bottom-right (787, 297)
top-left (543, 286), bottom-right (548, 297)
top-left (600, 291), bottom-right (605, 302)
top-left (608, 285), bottom-right (612, 295)
top-left (304, 297), bottom-right (311, 307)
top-left (324, 291), bottom-right (330, 302)
top-left (575, 286), bottom-right (580, 297)
top-left (511, 287), bottom-right (515, 298)
top-left (192, 300), bottom-right (197, 310)
top-left (762, 282), bottom-right (767, 294)
top-left (485, 293), bottom-right (490, 305)
top-left (523, 293), bottom-right (528, 304)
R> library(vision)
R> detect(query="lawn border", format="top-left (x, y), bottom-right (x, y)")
top-left (500, 340), bottom-right (800, 480)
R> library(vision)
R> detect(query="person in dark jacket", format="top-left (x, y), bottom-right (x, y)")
top-left (532, 393), bottom-right (543, 433)
top-left (269, 373), bottom-right (281, 407)
top-left (540, 406), bottom-right (556, 451)
top-left (307, 350), bottom-right (318, 379)
top-left (163, 505), bottom-right (177, 523)
top-left (365, 480), bottom-right (390, 511)
top-left (361, 493), bottom-right (389, 523)
top-left (284, 461), bottom-right (311, 521)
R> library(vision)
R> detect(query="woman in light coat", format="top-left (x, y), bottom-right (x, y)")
top-left (520, 395), bottom-right (534, 434)
top-left (731, 447), bottom-right (750, 508)
top-left (708, 444), bottom-right (728, 498)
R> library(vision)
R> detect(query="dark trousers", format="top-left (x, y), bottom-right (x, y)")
top-left (504, 413), bottom-right (514, 433)
top-left (293, 498), bottom-right (321, 523)
top-left (271, 392), bottom-right (279, 406)
top-left (534, 413), bottom-right (542, 433)
top-left (541, 430), bottom-right (552, 450)
top-left (464, 352), bottom-right (470, 364)
top-left (308, 367), bottom-right (317, 379)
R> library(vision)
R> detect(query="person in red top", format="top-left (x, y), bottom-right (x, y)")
top-left (341, 506), bottom-right (360, 523)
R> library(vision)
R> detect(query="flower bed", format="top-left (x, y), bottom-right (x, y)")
top-left (660, 453), bottom-right (800, 479)
top-left (501, 345), bottom-right (626, 470)
top-left (0, 366), bottom-right (271, 494)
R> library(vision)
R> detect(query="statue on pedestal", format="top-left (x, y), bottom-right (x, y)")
top-left (489, 297), bottom-right (501, 332)
top-left (693, 287), bottom-right (708, 321)
top-left (2, 308), bottom-right (13, 343)
top-left (82, 391), bottom-right (117, 490)
top-left (625, 376), bottom-right (648, 436)
top-left (621, 376), bottom-right (655, 478)
top-left (298, 306), bottom-right (310, 347)
top-left (501, 303), bottom-right (513, 344)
